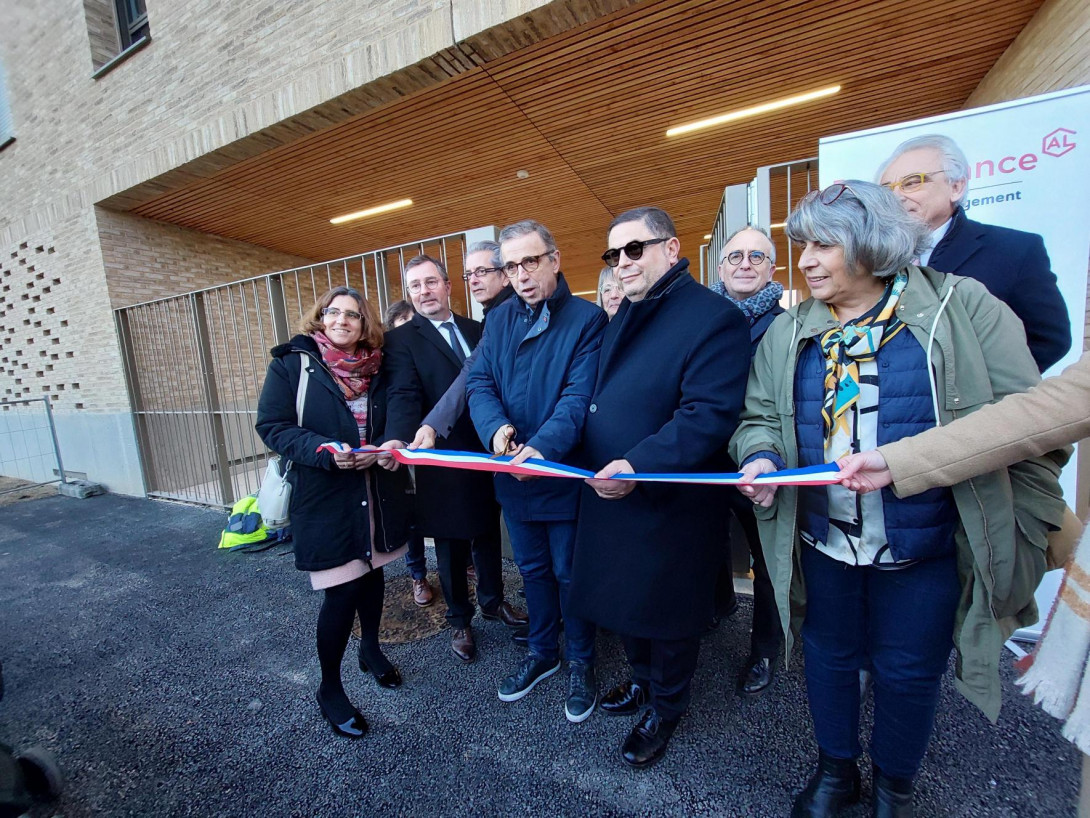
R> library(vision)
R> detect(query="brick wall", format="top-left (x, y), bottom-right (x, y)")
top-left (97, 209), bottom-right (313, 308)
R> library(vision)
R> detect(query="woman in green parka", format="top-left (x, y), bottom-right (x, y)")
top-left (729, 181), bottom-right (1067, 818)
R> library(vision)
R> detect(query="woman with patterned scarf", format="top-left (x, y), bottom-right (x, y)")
top-left (729, 182), bottom-right (1066, 818)
top-left (257, 286), bottom-right (412, 739)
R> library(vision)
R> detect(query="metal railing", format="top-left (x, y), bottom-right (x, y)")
top-left (0, 397), bottom-right (67, 494)
top-left (114, 230), bottom-right (481, 508)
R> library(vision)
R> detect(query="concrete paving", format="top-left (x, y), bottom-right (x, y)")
top-left (0, 493), bottom-right (1079, 817)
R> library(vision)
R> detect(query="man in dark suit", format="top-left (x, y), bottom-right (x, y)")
top-left (569, 207), bottom-right (750, 767)
top-left (383, 254), bottom-right (527, 663)
top-left (877, 133), bottom-right (1070, 372)
top-left (710, 226), bottom-right (785, 699)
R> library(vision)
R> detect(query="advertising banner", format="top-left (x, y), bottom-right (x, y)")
top-left (817, 85), bottom-right (1090, 637)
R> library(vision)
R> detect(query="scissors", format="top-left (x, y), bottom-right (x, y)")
top-left (491, 426), bottom-right (517, 459)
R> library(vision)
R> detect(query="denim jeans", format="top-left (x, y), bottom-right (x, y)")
top-left (404, 533), bottom-right (427, 580)
top-left (503, 517), bottom-right (595, 665)
top-left (800, 545), bottom-right (960, 778)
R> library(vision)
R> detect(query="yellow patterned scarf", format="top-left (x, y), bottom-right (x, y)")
top-left (819, 272), bottom-right (908, 458)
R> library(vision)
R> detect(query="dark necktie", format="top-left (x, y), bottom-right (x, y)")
top-left (441, 321), bottom-right (466, 364)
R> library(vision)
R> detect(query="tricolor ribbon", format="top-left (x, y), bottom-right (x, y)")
top-left (315, 445), bottom-right (840, 486)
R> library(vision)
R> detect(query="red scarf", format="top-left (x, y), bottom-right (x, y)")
top-left (311, 331), bottom-right (381, 401)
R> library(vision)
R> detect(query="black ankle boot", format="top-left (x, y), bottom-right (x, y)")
top-left (791, 752), bottom-right (861, 817)
top-left (872, 765), bottom-right (914, 818)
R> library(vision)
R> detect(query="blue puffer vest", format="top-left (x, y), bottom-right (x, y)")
top-left (794, 328), bottom-right (957, 562)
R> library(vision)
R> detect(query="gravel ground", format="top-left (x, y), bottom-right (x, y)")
top-left (0, 494), bottom-right (1079, 817)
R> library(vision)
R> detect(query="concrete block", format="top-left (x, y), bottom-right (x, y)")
top-left (58, 479), bottom-right (106, 499)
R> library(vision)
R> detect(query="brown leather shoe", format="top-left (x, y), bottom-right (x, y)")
top-left (412, 578), bottom-right (434, 607)
top-left (482, 601), bottom-right (529, 629)
top-left (451, 626), bottom-right (476, 662)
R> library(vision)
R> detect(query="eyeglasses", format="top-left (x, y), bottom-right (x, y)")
top-left (406, 276), bottom-right (445, 294)
top-left (721, 250), bottom-right (770, 267)
top-left (600, 238), bottom-right (668, 268)
top-left (881, 170), bottom-right (946, 194)
top-left (502, 252), bottom-right (555, 278)
top-left (463, 266), bottom-right (500, 281)
top-left (321, 307), bottom-right (362, 321)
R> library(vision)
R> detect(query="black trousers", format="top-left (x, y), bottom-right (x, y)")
top-left (435, 515), bottom-right (505, 627)
top-left (621, 634), bottom-right (701, 722)
top-left (720, 494), bottom-right (782, 660)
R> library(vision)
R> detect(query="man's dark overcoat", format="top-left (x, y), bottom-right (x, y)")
top-left (570, 259), bottom-right (751, 640)
top-left (383, 312), bottom-right (495, 540)
top-left (929, 206), bottom-right (1070, 372)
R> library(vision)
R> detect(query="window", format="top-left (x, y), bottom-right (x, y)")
top-left (85, 0), bottom-right (151, 78)
top-left (114, 0), bottom-right (150, 51)
top-left (0, 59), bottom-right (13, 151)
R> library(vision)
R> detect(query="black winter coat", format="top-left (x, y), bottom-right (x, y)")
top-left (570, 260), bottom-right (751, 640)
top-left (383, 313), bottom-right (496, 539)
top-left (255, 334), bottom-right (412, 572)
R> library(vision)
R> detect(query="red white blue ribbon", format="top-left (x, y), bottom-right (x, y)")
top-left (315, 445), bottom-right (840, 486)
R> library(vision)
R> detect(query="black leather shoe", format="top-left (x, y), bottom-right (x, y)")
top-left (315, 691), bottom-right (368, 739)
top-left (620, 708), bottom-right (678, 768)
top-left (737, 655), bottom-right (777, 698)
top-left (481, 601), bottom-right (530, 629)
top-left (601, 680), bottom-right (649, 716)
top-left (510, 625), bottom-right (529, 645)
top-left (872, 765), bottom-right (914, 818)
top-left (791, 752), bottom-right (861, 817)
top-left (359, 649), bottom-right (403, 689)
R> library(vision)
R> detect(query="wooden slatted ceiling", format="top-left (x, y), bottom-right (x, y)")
top-left (126, 0), bottom-right (1043, 297)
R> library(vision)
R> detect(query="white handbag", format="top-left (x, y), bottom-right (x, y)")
top-left (257, 354), bottom-right (309, 527)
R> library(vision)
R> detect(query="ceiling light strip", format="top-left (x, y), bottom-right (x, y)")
top-left (666, 85), bottom-right (841, 137)
top-left (330, 198), bottom-right (413, 225)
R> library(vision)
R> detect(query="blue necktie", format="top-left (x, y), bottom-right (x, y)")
top-left (441, 321), bottom-right (466, 364)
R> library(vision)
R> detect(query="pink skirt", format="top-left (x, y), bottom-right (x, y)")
top-left (308, 544), bottom-right (408, 590)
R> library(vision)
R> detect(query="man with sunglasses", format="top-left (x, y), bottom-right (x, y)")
top-left (569, 207), bottom-right (750, 767)
top-left (710, 226), bottom-right (785, 700)
top-left (383, 254), bottom-right (527, 664)
top-left (466, 220), bottom-right (607, 723)
top-left (877, 133), bottom-right (1069, 372)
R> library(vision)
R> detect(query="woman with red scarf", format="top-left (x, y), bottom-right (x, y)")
top-left (257, 286), bottom-right (412, 739)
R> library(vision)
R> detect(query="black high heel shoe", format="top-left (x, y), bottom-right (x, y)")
top-left (315, 691), bottom-right (368, 739)
top-left (358, 646), bottom-right (403, 689)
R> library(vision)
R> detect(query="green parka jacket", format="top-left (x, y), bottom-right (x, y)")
top-left (729, 265), bottom-right (1068, 722)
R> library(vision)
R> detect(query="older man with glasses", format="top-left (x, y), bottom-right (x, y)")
top-left (708, 226), bottom-right (787, 699)
top-left (383, 254), bottom-right (528, 664)
top-left (467, 220), bottom-right (607, 723)
top-left (876, 133), bottom-right (1070, 372)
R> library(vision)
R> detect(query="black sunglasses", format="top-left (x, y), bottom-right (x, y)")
top-left (601, 238), bottom-right (668, 268)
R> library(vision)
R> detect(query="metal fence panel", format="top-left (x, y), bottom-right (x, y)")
top-left (0, 397), bottom-right (67, 493)
top-left (114, 231), bottom-right (477, 508)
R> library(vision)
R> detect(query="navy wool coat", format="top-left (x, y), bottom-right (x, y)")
top-left (570, 259), bottom-right (751, 640)
top-left (466, 274), bottom-right (606, 522)
top-left (255, 334), bottom-right (412, 572)
top-left (929, 207), bottom-right (1070, 372)
top-left (383, 312), bottom-right (497, 540)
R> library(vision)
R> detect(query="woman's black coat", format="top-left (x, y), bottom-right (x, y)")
top-left (569, 260), bottom-right (751, 640)
top-left (255, 334), bottom-right (412, 572)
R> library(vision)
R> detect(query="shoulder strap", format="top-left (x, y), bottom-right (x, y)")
top-left (296, 353), bottom-right (309, 426)
top-left (281, 353), bottom-right (310, 476)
